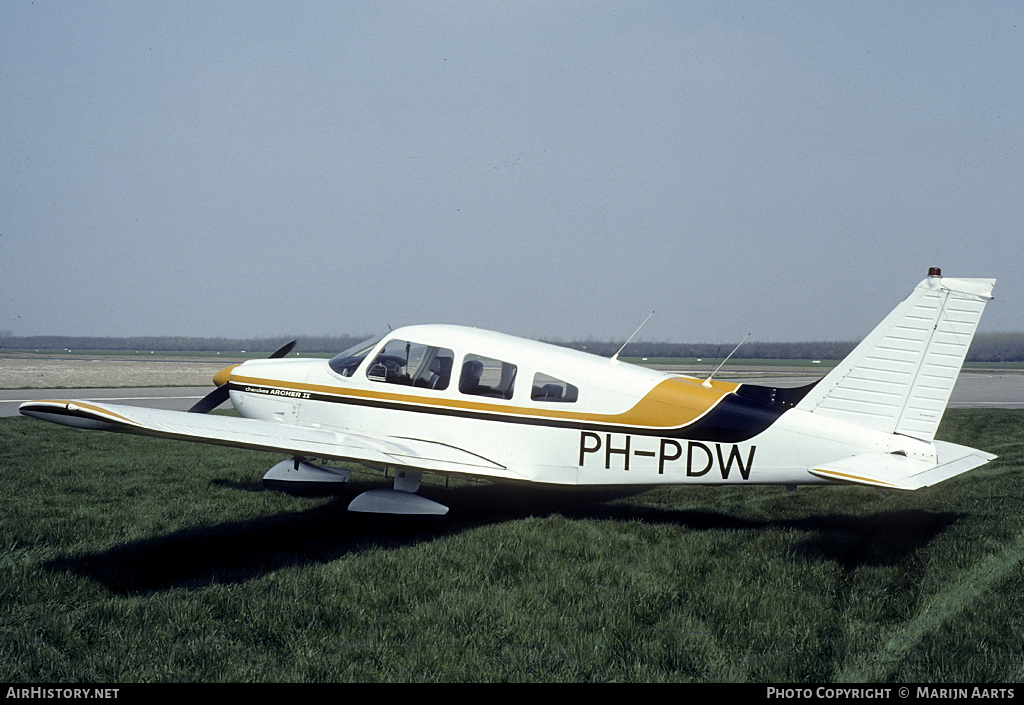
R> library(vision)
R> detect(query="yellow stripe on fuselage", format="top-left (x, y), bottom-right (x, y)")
top-left (231, 375), bottom-right (739, 431)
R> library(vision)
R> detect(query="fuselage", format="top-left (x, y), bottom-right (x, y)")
top-left (220, 324), bottom-right (924, 488)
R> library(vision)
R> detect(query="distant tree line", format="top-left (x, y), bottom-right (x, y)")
top-left (1, 331), bottom-right (1022, 362)
top-left (0, 334), bottom-right (369, 355)
top-left (958, 332), bottom-right (1024, 363)
top-left (554, 332), bottom-right (1024, 363)
top-left (548, 339), bottom-right (860, 361)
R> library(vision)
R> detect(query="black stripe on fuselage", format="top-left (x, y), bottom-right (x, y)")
top-left (230, 380), bottom-right (818, 443)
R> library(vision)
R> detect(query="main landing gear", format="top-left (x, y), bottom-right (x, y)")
top-left (262, 460), bottom-right (449, 515)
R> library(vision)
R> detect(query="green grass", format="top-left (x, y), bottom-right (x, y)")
top-left (2, 410), bottom-right (1023, 682)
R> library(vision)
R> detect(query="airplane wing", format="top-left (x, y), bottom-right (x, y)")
top-left (19, 400), bottom-right (518, 481)
top-left (808, 441), bottom-right (997, 491)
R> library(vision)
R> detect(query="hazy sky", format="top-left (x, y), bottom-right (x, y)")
top-left (3, 1), bottom-right (1021, 344)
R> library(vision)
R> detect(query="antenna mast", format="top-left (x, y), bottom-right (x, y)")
top-left (702, 334), bottom-right (749, 387)
top-left (612, 311), bottom-right (654, 362)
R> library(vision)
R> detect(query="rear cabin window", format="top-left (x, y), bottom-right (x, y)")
top-left (365, 340), bottom-right (454, 390)
top-left (531, 373), bottom-right (579, 403)
top-left (459, 354), bottom-right (517, 399)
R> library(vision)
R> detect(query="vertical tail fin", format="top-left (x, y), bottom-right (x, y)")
top-left (796, 270), bottom-right (995, 440)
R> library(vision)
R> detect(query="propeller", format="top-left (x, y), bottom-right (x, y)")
top-left (268, 340), bottom-right (297, 358)
top-left (188, 340), bottom-right (297, 414)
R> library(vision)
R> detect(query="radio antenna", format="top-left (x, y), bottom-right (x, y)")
top-left (702, 333), bottom-right (749, 387)
top-left (612, 311), bottom-right (654, 362)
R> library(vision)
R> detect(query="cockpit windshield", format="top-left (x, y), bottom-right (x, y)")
top-left (328, 333), bottom-right (387, 377)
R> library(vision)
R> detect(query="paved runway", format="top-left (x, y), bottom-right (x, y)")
top-left (3, 373), bottom-right (1023, 418)
top-left (946, 373), bottom-right (1024, 408)
top-left (1, 387), bottom-right (210, 417)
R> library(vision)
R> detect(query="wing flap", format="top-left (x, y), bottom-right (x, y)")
top-left (20, 400), bottom-right (516, 480)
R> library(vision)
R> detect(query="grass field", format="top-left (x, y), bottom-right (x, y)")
top-left (2, 410), bottom-right (1023, 682)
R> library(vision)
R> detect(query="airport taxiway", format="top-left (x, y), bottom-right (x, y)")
top-left (1, 387), bottom-right (210, 417)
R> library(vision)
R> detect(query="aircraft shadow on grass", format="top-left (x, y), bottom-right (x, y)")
top-left (41, 480), bottom-right (961, 596)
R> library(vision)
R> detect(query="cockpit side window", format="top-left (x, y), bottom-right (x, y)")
top-left (459, 354), bottom-right (517, 399)
top-left (366, 339), bottom-right (454, 390)
top-left (531, 373), bottom-right (579, 403)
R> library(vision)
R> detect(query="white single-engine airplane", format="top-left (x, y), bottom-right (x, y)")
top-left (21, 269), bottom-right (997, 516)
